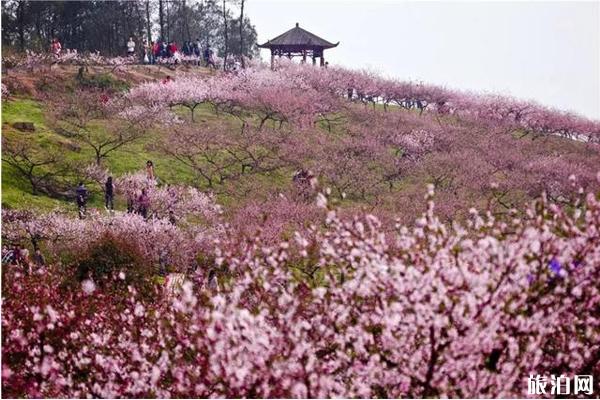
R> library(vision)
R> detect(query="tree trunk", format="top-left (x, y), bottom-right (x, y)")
top-left (145, 0), bottom-right (152, 43)
top-left (183, 0), bottom-right (192, 42)
top-left (239, 0), bottom-right (245, 68)
top-left (17, 1), bottom-right (26, 51)
top-left (95, 148), bottom-right (103, 166)
top-left (222, 0), bottom-right (228, 71)
top-left (159, 0), bottom-right (165, 39)
top-left (132, 2), bottom-right (144, 48)
top-left (166, 0), bottom-right (170, 41)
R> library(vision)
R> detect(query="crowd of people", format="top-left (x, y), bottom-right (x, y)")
top-left (124, 36), bottom-right (218, 67)
top-left (47, 36), bottom-right (226, 69)
top-left (2, 243), bottom-right (46, 276)
top-left (76, 160), bottom-right (169, 221)
top-left (145, 38), bottom-right (217, 67)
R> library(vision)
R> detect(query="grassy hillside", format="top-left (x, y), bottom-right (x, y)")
top-left (2, 64), bottom-right (599, 227)
top-left (1, 66), bottom-right (292, 215)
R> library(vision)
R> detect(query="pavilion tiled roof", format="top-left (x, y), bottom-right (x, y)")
top-left (258, 23), bottom-right (339, 49)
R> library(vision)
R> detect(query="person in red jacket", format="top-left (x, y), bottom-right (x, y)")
top-left (50, 38), bottom-right (62, 57)
top-left (168, 42), bottom-right (178, 57)
top-left (153, 41), bottom-right (161, 60)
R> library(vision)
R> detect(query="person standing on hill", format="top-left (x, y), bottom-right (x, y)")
top-left (204, 45), bottom-right (216, 68)
top-left (161, 41), bottom-right (168, 58)
top-left (193, 39), bottom-right (202, 64)
top-left (146, 41), bottom-right (155, 64)
top-left (152, 41), bottom-right (160, 62)
top-left (50, 38), bottom-right (62, 57)
top-left (150, 40), bottom-right (156, 63)
top-left (127, 37), bottom-right (136, 57)
top-left (33, 249), bottom-right (46, 269)
top-left (137, 188), bottom-right (150, 219)
top-left (146, 160), bottom-right (155, 180)
top-left (105, 176), bottom-right (114, 212)
top-left (127, 194), bottom-right (135, 213)
top-left (168, 210), bottom-right (177, 225)
top-left (143, 45), bottom-right (150, 64)
top-left (168, 42), bottom-right (179, 64)
top-left (203, 46), bottom-right (210, 66)
top-left (10, 244), bottom-right (22, 266)
top-left (182, 41), bottom-right (191, 56)
top-left (76, 182), bottom-right (88, 219)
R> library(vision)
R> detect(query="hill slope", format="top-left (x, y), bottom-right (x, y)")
top-left (2, 63), bottom-right (599, 229)
top-left (2, 61), bottom-right (600, 399)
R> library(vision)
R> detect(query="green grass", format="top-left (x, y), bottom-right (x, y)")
top-left (1, 163), bottom-right (67, 211)
top-left (2, 98), bottom-right (69, 210)
top-left (2, 97), bottom-right (48, 127)
top-left (1, 97), bottom-right (296, 213)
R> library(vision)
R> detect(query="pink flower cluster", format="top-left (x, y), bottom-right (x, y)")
top-left (2, 50), bottom-right (136, 71)
top-left (114, 171), bottom-right (221, 221)
top-left (2, 210), bottom-right (214, 271)
top-left (2, 180), bottom-right (599, 397)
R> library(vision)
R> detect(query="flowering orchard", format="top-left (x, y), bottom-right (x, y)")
top-left (2, 178), bottom-right (600, 397)
top-left (126, 61), bottom-right (600, 142)
top-left (122, 62), bottom-right (600, 221)
top-left (3, 59), bottom-right (600, 398)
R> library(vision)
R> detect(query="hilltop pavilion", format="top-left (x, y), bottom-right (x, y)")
top-left (258, 23), bottom-right (339, 69)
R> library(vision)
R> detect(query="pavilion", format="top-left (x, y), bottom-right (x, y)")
top-left (258, 23), bottom-right (339, 69)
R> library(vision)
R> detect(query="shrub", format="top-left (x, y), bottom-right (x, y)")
top-left (77, 72), bottom-right (129, 92)
top-left (74, 233), bottom-right (157, 299)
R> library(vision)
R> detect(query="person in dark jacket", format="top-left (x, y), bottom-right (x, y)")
top-left (182, 41), bottom-right (191, 56)
top-left (76, 182), bottom-right (88, 219)
top-left (203, 46), bottom-right (210, 64)
top-left (127, 194), bottom-right (135, 213)
top-left (10, 244), bottom-right (22, 265)
top-left (105, 176), bottom-right (114, 211)
top-left (33, 249), bottom-right (46, 268)
top-left (137, 188), bottom-right (150, 219)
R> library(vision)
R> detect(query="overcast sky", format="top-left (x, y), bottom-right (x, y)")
top-left (245, 0), bottom-right (600, 119)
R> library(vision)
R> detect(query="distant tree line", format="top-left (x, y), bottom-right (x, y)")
top-left (1, 0), bottom-right (257, 59)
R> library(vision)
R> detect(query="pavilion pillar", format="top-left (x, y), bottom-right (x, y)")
top-left (302, 50), bottom-right (307, 64)
top-left (320, 55), bottom-right (325, 67)
top-left (270, 52), bottom-right (275, 70)
top-left (312, 56), bottom-right (316, 66)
